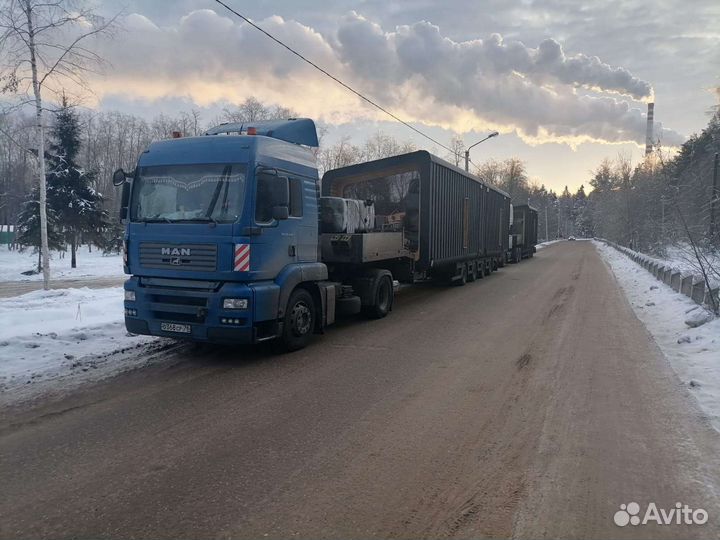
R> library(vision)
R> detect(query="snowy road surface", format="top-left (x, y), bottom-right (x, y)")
top-left (1, 241), bottom-right (719, 539)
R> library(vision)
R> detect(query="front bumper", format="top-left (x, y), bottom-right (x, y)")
top-left (123, 277), bottom-right (279, 344)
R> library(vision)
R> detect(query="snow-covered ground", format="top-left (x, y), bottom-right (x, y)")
top-left (535, 239), bottom-right (564, 250)
top-left (594, 240), bottom-right (720, 432)
top-left (0, 286), bottom-right (169, 405)
top-left (0, 245), bottom-right (124, 282)
top-left (630, 243), bottom-right (720, 289)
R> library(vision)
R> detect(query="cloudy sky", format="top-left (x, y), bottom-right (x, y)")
top-left (90, 0), bottom-right (719, 192)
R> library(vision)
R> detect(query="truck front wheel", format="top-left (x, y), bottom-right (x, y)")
top-left (279, 288), bottom-right (315, 351)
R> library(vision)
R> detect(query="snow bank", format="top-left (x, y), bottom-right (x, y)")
top-left (0, 286), bottom-right (166, 404)
top-left (0, 245), bottom-right (124, 282)
top-left (594, 241), bottom-right (720, 432)
top-left (535, 239), bottom-right (563, 250)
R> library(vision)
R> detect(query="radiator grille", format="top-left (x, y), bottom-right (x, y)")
top-left (139, 243), bottom-right (217, 272)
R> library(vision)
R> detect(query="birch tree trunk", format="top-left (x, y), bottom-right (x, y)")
top-left (24, 1), bottom-right (51, 289)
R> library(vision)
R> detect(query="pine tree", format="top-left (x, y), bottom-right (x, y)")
top-left (47, 99), bottom-right (108, 268)
top-left (16, 187), bottom-right (64, 272)
top-left (97, 220), bottom-right (124, 255)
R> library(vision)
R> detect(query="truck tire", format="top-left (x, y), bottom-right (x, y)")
top-left (279, 288), bottom-right (315, 351)
top-left (363, 275), bottom-right (393, 319)
top-left (467, 262), bottom-right (478, 282)
top-left (452, 264), bottom-right (467, 287)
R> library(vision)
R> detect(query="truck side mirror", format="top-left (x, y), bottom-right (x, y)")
top-left (256, 173), bottom-right (289, 223)
top-left (269, 176), bottom-right (289, 208)
top-left (113, 168), bottom-right (128, 186)
top-left (119, 175), bottom-right (131, 223)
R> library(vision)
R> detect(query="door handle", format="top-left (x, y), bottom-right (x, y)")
top-left (288, 245), bottom-right (296, 257)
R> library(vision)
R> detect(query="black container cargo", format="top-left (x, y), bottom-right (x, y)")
top-left (321, 151), bottom-right (511, 276)
top-left (510, 204), bottom-right (538, 260)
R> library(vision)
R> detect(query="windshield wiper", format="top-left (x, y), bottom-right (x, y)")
top-left (205, 165), bottom-right (232, 220)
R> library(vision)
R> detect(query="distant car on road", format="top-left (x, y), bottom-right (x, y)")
top-left (568, 236), bottom-right (576, 241)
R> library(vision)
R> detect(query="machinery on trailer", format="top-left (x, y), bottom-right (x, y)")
top-left (114, 119), bottom-right (510, 350)
top-left (508, 203), bottom-right (538, 262)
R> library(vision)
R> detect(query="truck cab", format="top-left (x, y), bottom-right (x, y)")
top-left (118, 119), bottom-right (333, 350)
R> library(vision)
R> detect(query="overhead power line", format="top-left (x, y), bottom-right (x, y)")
top-left (212, 0), bottom-right (460, 157)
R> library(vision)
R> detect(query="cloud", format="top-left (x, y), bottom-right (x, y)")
top-left (90, 9), bottom-right (684, 147)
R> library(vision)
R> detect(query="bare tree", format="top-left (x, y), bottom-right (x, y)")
top-left (475, 158), bottom-right (505, 185)
top-left (0, 0), bottom-right (116, 288)
top-left (221, 97), bottom-right (298, 124)
top-left (446, 135), bottom-right (465, 168)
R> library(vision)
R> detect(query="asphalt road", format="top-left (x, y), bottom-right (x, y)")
top-left (1, 241), bottom-right (719, 539)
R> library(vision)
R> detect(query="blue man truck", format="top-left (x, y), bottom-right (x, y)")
top-left (114, 119), bottom-right (510, 351)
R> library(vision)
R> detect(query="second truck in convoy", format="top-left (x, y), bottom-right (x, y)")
top-left (114, 118), bottom-right (535, 350)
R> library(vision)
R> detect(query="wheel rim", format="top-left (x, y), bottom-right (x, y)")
top-left (290, 301), bottom-right (312, 336)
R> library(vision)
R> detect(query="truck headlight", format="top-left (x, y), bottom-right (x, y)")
top-left (124, 290), bottom-right (136, 302)
top-left (223, 298), bottom-right (248, 310)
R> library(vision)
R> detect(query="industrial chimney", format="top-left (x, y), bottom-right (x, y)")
top-left (645, 102), bottom-right (655, 156)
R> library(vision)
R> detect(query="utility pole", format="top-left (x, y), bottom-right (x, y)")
top-left (545, 204), bottom-right (549, 241)
top-left (557, 205), bottom-right (561, 239)
top-left (711, 152), bottom-right (719, 241)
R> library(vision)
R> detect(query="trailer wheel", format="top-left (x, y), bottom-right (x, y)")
top-left (278, 288), bottom-right (315, 351)
top-left (363, 275), bottom-right (393, 319)
top-left (467, 262), bottom-right (478, 282)
top-left (453, 264), bottom-right (467, 286)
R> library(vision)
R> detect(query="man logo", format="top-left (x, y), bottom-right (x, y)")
top-left (161, 247), bottom-right (191, 256)
top-left (170, 257), bottom-right (182, 265)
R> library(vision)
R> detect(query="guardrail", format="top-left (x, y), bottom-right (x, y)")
top-left (598, 239), bottom-right (719, 312)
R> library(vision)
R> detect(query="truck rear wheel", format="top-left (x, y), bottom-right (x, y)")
top-left (279, 288), bottom-right (315, 351)
top-left (363, 275), bottom-right (393, 319)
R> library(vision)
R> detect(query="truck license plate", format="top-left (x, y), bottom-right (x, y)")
top-left (160, 322), bottom-right (191, 334)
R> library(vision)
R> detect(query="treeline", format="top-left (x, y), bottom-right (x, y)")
top-left (3, 94), bottom-right (717, 265)
top-left (587, 111), bottom-right (719, 256)
top-left (474, 158), bottom-right (584, 241)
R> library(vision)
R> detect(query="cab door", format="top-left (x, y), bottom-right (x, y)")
top-left (253, 172), bottom-right (297, 280)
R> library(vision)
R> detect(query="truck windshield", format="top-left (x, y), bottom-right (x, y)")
top-left (131, 163), bottom-right (246, 223)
